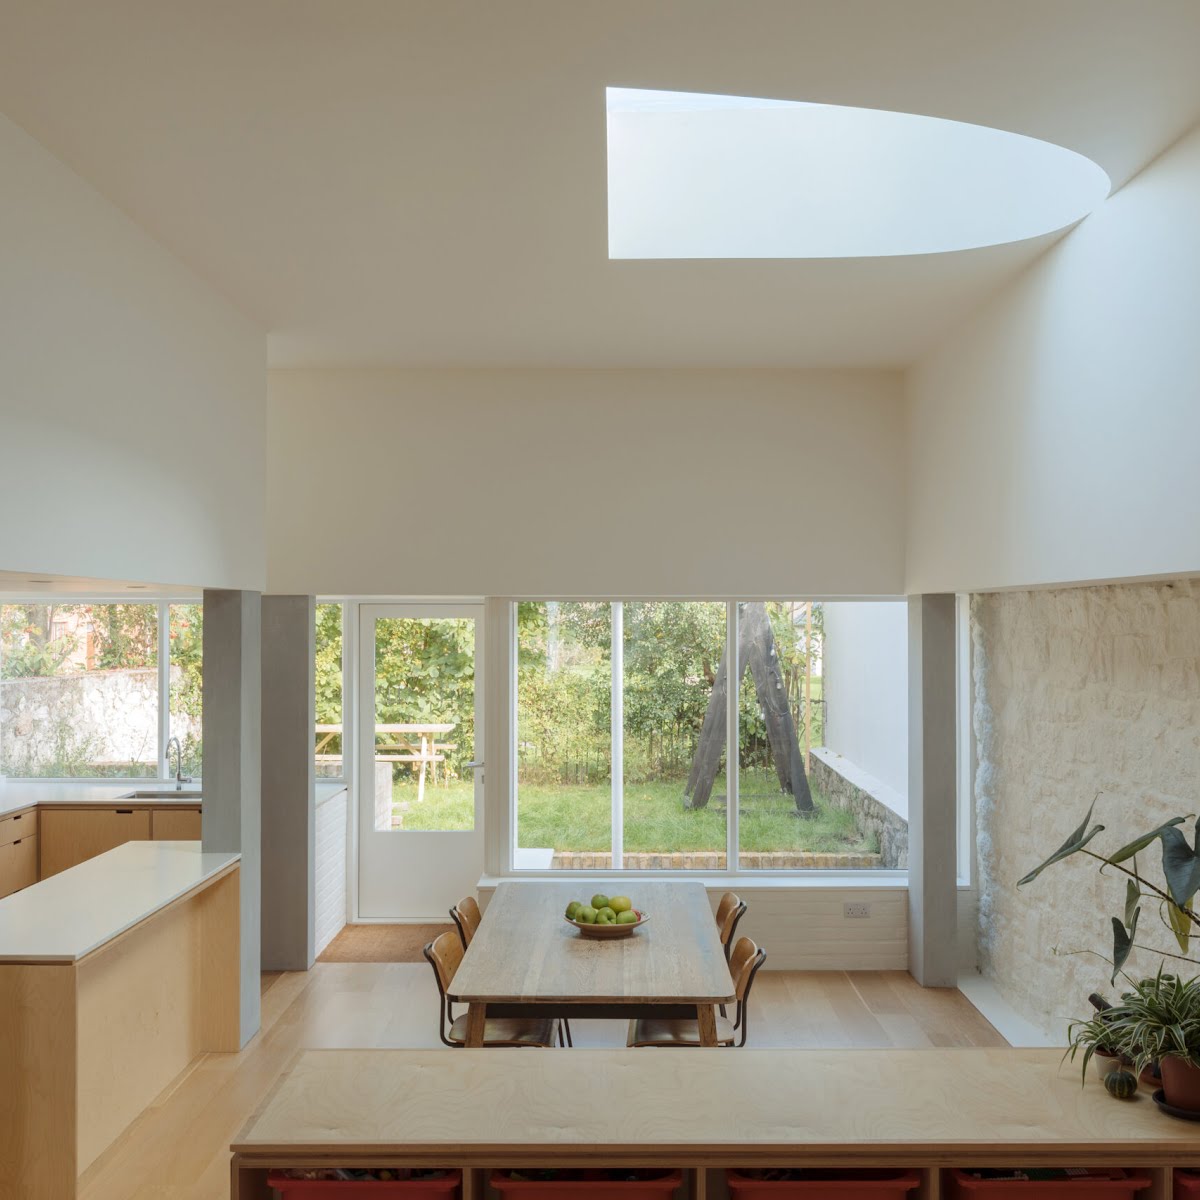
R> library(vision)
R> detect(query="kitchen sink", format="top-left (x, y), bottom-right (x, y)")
top-left (120, 789), bottom-right (203, 800)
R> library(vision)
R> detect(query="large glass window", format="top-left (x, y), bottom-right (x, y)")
top-left (514, 599), bottom-right (904, 873)
top-left (1, 602), bottom-right (160, 777)
top-left (168, 603), bottom-right (203, 778)
top-left (516, 602), bottom-right (611, 868)
top-left (315, 602), bottom-right (344, 776)
top-left (623, 601), bottom-right (725, 869)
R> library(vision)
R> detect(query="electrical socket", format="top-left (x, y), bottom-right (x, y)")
top-left (843, 902), bottom-right (871, 919)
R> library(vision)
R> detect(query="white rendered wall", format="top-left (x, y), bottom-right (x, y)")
top-left (821, 601), bottom-right (908, 798)
top-left (266, 369), bottom-right (905, 598)
top-left (0, 113), bottom-right (265, 590)
top-left (906, 122), bottom-right (1200, 594)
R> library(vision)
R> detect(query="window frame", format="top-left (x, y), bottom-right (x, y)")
top-left (0, 595), bottom-right (196, 782)
top-left (504, 597), bottom-right (909, 881)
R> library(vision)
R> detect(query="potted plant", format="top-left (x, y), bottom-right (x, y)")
top-left (1066, 1011), bottom-right (1130, 1082)
top-left (1103, 971), bottom-right (1200, 1111)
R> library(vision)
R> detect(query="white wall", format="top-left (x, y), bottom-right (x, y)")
top-left (906, 122), bottom-right (1200, 594)
top-left (267, 368), bottom-right (905, 597)
top-left (821, 601), bottom-right (908, 797)
top-left (315, 787), bottom-right (348, 955)
top-left (0, 113), bottom-right (266, 590)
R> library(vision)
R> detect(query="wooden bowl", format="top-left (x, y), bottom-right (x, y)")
top-left (565, 909), bottom-right (649, 939)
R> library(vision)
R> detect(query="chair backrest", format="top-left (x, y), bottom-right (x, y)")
top-left (423, 931), bottom-right (465, 1047)
top-left (424, 930), bottom-right (463, 995)
top-left (727, 936), bottom-right (767, 1046)
top-left (714, 891), bottom-right (741, 938)
top-left (457, 896), bottom-right (482, 944)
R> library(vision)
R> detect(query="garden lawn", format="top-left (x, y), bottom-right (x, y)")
top-left (395, 768), bottom-right (872, 855)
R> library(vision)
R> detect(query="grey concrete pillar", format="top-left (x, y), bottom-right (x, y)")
top-left (202, 588), bottom-right (262, 1046)
top-left (260, 595), bottom-right (316, 971)
top-left (907, 593), bottom-right (958, 987)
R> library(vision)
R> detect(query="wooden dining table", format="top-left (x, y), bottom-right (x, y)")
top-left (447, 880), bottom-right (736, 1046)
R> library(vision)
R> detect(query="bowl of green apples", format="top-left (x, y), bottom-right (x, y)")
top-left (564, 894), bottom-right (648, 939)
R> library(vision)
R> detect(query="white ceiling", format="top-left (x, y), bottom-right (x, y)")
top-left (0, 570), bottom-right (200, 598)
top-left (2, 0), bottom-right (1199, 369)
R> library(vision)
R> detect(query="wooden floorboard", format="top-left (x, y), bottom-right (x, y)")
top-left (78, 964), bottom-right (1005, 1200)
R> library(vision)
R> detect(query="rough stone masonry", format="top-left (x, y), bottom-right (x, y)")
top-left (973, 579), bottom-right (1200, 1039)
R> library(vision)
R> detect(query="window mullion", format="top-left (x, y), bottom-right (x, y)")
top-left (726, 601), bottom-right (739, 873)
top-left (610, 601), bottom-right (624, 871)
top-left (157, 602), bottom-right (171, 779)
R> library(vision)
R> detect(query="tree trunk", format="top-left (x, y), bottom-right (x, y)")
top-left (685, 603), bottom-right (813, 814)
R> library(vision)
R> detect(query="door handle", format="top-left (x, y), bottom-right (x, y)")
top-left (465, 761), bottom-right (485, 769)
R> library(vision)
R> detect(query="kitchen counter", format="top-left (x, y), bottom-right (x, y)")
top-left (0, 778), bottom-right (203, 818)
top-left (0, 777), bottom-right (345, 818)
top-left (0, 840), bottom-right (241, 1197)
top-left (0, 839), bottom-right (239, 962)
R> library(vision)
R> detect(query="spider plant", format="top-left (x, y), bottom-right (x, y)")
top-left (1101, 970), bottom-right (1200, 1077)
top-left (1064, 1012), bottom-right (1128, 1082)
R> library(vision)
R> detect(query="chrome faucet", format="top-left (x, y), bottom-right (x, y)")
top-left (166, 737), bottom-right (192, 791)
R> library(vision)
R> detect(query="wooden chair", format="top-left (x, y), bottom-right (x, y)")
top-left (714, 892), bottom-right (747, 962)
top-left (423, 931), bottom-right (562, 1048)
top-left (449, 895), bottom-right (482, 948)
top-left (626, 937), bottom-right (766, 1049)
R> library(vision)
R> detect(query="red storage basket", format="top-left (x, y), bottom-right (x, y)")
top-left (949, 1169), bottom-right (1151, 1200)
top-left (267, 1170), bottom-right (460, 1198)
top-left (490, 1168), bottom-right (682, 1200)
top-left (727, 1168), bottom-right (921, 1199)
top-left (1175, 1171), bottom-right (1200, 1199)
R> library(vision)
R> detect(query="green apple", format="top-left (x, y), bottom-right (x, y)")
top-left (609, 895), bottom-right (632, 914)
top-left (590, 893), bottom-right (610, 911)
top-left (595, 906), bottom-right (618, 925)
top-left (616, 910), bottom-right (639, 925)
top-left (575, 905), bottom-right (598, 924)
top-left (564, 900), bottom-right (582, 920)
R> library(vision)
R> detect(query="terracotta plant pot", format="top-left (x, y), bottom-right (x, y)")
top-left (1159, 1056), bottom-right (1200, 1111)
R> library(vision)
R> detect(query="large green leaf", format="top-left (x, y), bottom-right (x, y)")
top-left (1161, 826), bottom-right (1200, 909)
top-left (1017, 797), bottom-right (1105, 887)
top-left (1167, 899), bottom-right (1193, 956)
top-left (1112, 907), bottom-right (1139, 984)
top-left (1107, 817), bottom-right (1189, 866)
top-left (1125, 877), bottom-right (1141, 927)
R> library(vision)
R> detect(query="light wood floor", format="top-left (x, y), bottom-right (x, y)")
top-left (78, 964), bottom-right (1004, 1200)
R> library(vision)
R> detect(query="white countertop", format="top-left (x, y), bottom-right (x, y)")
top-left (0, 778), bottom-right (346, 818)
top-left (0, 778), bottom-right (203, 817)
top-left (0, 840), bottom-right (240, 963)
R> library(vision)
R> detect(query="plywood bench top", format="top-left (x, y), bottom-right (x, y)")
top-left (233, 1048), bottom-right (1200, 1166)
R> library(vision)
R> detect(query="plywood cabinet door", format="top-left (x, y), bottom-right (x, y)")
top-left (0, 808), bottom-right (35, 848)
top-left (39, 808), bottom-right (153, 878)
top-left (10, 835), bottom-right (37, 892)
top-left (151, 809), bottom-right (202, 840)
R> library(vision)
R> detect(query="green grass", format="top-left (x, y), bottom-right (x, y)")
top-left (395, 768), bottom-right (869, 854)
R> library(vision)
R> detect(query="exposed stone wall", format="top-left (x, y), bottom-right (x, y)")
top-left (810, 747), bottom-right (909, 868)
top-left (973, 580), bottom-right (1200, 1041)
top-left (0, 668), bottom-right (198, 775)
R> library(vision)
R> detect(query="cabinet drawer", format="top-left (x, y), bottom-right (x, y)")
top-left (0, 808), bottom-right (35, 848)
top-left (10, 835), bottom-right (37, 892)
top-left (151, 808), bottom-right (202, 840)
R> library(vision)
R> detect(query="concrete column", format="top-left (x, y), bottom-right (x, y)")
top-left (260, 595), bottom-right (316, 971)
top-left (202, 588), bottom-right (262, 1046)
top-left (907, 593), bottom-right (958, 987)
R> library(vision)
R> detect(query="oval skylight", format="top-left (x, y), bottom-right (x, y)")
top-left (606, 88), bottom-right (1110, 259)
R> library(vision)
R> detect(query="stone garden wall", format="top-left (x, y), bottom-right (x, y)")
top-left (809, 747), bottom-right (908, 868)
top-left (973, 580), bottom-right (1200, 1039)
top-left (0, 668), bottom-right (198, 775)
